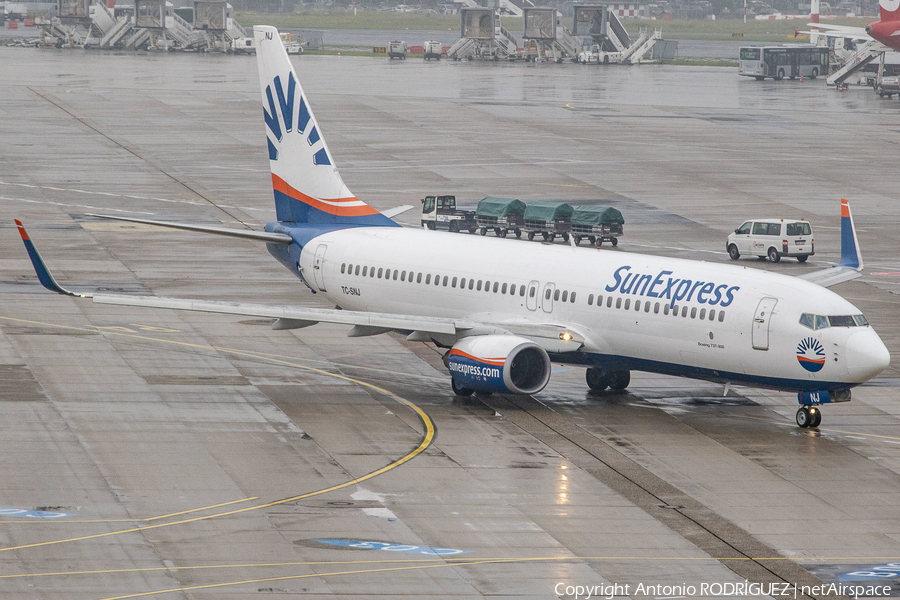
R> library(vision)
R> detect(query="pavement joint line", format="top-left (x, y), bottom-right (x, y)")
top-left (7, 555), bottom-right (900, 581)
top-left (0, 315), bottom-right (436, 555)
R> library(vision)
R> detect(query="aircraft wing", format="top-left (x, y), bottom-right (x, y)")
top-left (14, 219), bottom-right (584, 352)
top-left (804, 23), bottom-right (872, 41)
top-left (796, 198), bottom-right (864, 288)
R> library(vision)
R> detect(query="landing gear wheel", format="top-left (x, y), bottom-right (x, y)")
top-left (810, 408), bottom-right (822, 427)
top-left (585, 367), bottom-right (609, 391)
top-left (451, 378), bottom-right (474, 397)
top-left (527, 231), bottom-right (535, 241)
top-left (796, 406), bottom-right (811, 428)
top-left (767, 247), bottom-right (780, 263)
top-left (728, 244), bottom-right (740, 260)
top-left (480, 228), bottom-right (487, 236)
top-left (514, 228), bottom-right (522, 239)
top-left (611, 237), bottom-right (618, 247)
top-left (797, 255), bottom-right (808, 263)
top-left (449, 221), bottom-right (460, 233)
top-left (608, 370), bottom-right (631, 391)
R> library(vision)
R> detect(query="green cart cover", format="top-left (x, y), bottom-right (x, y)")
top-left (476, 197), bottom-right (526, 218)
top-left (571, 205), bottom-right (625, 226)
top-left (523, 201), bottom-right (573, 221)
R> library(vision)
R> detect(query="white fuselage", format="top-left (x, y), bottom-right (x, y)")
top-left (298, 227), bottom-right (888, 392)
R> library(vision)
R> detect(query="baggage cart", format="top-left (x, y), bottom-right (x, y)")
top-left (522, 201), bottom-right (573, 242)
top-left (571, 205), bottom-right (625, 247)
top-left (475, 196), bottom-right (526, 238)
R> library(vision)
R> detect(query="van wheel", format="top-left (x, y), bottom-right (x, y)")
top-left (728, 244), bottom-right (740, 260)
top-left (797, 255), bottom-right (808, 263)
top-left (767, 247), bottom-right (780, 263)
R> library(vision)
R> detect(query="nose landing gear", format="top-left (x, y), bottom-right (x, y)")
top-left (796, 405), bottom-right (822, 428)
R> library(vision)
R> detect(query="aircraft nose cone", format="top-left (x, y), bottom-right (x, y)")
top-left (846, 329), bottom-right (891, 382)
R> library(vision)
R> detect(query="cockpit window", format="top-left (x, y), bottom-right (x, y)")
top-left (802, 313), bottom-right (869, 330)
top-left (799, 313), bottom-right (815, 330)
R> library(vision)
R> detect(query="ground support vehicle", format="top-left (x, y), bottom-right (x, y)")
top-left (738, 45), bottom-right (830, 80)
top-left (522, 201), bottom-right (573, 242)
top-left (423, 40), bottom-right (441, 60)
top-left (876, 75), bottom-right (900, 98)
top-left (571, 205), bottom-right (625, 247)
top-left (389, 40), bottom-right (408, 59)
top-left (421, 195), bottom-right (477, 233)
top-left (475, 196), bottom-right (526, 238)
top-left (727, 218), bottom-right (814, 263)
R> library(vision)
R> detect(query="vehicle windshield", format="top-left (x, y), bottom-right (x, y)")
top-left (785, 222), bottom-right (811, 236)
top-left (800, 313), bottom-right (869, 330)
top-left (423, 196), bottom-right (435, 213)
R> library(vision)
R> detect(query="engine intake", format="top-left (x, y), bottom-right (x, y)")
top-left (447, 335), bottom-right (551, 395)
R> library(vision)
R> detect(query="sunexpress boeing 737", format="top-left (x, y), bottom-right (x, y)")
top-left (16, 26), bottom-right (890, 429)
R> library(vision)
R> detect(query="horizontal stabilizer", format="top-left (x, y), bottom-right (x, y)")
top-left (86, 214), bottom-right (294, 244)
top-left (382, 205), bottom-right (415, 219)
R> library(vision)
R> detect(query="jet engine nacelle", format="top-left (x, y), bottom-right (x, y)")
top-left (447, 335), bottom-right (551, 395)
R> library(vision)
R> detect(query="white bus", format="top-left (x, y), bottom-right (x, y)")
top-left (739, 46), bottom-right (830, 80)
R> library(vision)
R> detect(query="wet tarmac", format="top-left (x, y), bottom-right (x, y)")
top-left (1, 47), bottom-right (899, 599)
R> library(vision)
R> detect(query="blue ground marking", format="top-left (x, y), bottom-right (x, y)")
top-left (0, 507), bottom-right (78, 519)
top-left (313, 539), bottom-right (470, 556)
top-left (840, 563), bottom-right (900, 581)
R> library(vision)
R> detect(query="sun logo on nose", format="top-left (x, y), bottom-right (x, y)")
top-left (797, 337), bottom-right (826, 373)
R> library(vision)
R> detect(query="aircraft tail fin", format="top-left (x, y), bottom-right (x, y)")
top-left (253, 26), bottom-right (397, 228)
top-left (879, 0), bottom-right (900, 23)
top-left (839, 198), bottom-right (863, 270)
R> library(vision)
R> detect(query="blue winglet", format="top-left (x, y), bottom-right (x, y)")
top-left (15, 219), bottom-right (85, 298)
top-left (838, 198), bottom-right (862, 270)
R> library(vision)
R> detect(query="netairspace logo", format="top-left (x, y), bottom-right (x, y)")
top-left (553, 581), bottom-right (891, 600)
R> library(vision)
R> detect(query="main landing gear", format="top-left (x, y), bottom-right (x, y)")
top-left (586, 367), bottom-right (630, 392)
top-left (795, 405), bottom-right (822, 428)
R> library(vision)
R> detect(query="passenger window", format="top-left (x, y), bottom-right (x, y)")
top-left (607, 296), bottom-right (612, 308)
top-left (634, 300), bottom-right (641, 311)
top-left (653, 302), bottom-right (659, 314)
top-left (529, 287), bottom-right (535, 298)
top-left (401, 270), bottom-right (406, 281)
top-left (510, 285), bottom-right (516, 296)
top-left (485, 281), bottom-right (491, 292)
top-left (493, 282), bottom-right (499, 293)
top-left (502, 283), bottom-right (508, 294)
top-left (362, 266), bottom-right (367, 277)
top-left (561, 290), bottom-right (568, 302)
top-left (545, 288), bottom-right (551, 300)
top-left (663, 304), bottom-right (669, 315)
top-left (624, 299), bottom-right (630, 310)
top-left (597, 295), bottom-right (603, 307)
top-left (752, 222), bottom-right (768, 235)
top-left (554, 289), bottom-right (560, 301)
top-left (377, 268), bottom-right (383, 278)
top-left (672, 304), bottom-right (678, 315)
top-left (690, 307), bottom-right (696, 319)
top-left (815, 315), bottom-right (829, 330)
top-left (393, 271), bottom-right (399, 281)
top-left (768, 223), bottom-right (781, 236)
top-left (425, 274), bottom-right (431, 284)
top-left (709, 309), bottom-right (715, 321)
top-left (588, 294), bottom-right (594, 306)
top-left (718, 311), bottom-right (725, 322)
top-left (699, 308), bottom-right (706, 320)
top-left (355, 265), bottom-right (360, 276)
top-left (469, 279), bottom-right (475, 290)
top-left (520, 285), bottom-right (526, 296)
top-left (460, 278), bottom-right (466, 288)
top-left (442, 276), bottom-right (448, 286)
top-left (570, 292), bottom-right (576, 303)
top-left (435, 274), bottom-right (441, 285)
top-left (478, 280), bottom-right (483, 291)
top-left (682, 306), bottom-right (688, 317)
top-left (645, 302), bottom-right (650, 313)
top-left (451, 277), bottom-right (457, 287)
top-left (799, 313), bottom-right (814, 330)
top-left (341, 263), bottom-right (346, 274)
top-left (416, 273), bottom-right (422, 283)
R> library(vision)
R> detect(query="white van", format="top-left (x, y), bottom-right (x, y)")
top-left (726, 219), bottom-right (814, 263)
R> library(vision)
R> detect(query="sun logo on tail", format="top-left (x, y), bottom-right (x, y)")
top-left (263, 72), bottom-right (331, 167)
top-left (797, 337), bottom-right (826, 373)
